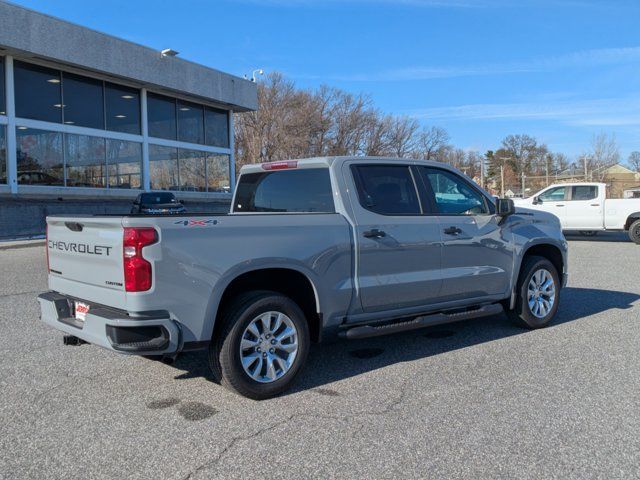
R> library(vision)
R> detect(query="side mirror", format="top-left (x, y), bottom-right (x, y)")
top-left (179, 199), bottom-right (184, 204)
top-left (496, 198), bottom-right (515, 217)
top-left (532, 196), bottom-right (541, 205)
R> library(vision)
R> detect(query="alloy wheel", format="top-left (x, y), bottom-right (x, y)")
top-left (527, 269), bottom-right (556, 319)
top-left (239, 311), bottom-right (299, 383)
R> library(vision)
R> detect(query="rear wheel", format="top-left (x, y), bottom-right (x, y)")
top-left (507, 256), bottom-right (560, 329)
top-left (208, 291), bottom-right (310, 400)
top-left (629, 219), bottom-right (640, 245)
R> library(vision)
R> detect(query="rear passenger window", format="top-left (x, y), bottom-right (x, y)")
top-left (572, 185), bottom-right (598, 201)
top-left (233, 168), bottom-right (334, 213)
top-left (351, 165), bottom-right (421, 215)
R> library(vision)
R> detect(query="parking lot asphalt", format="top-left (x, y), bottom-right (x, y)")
top-left (1, 232), bottom-right (639, 479)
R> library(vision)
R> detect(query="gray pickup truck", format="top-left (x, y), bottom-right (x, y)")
top-left (39, 157), bottom-right (568, 399)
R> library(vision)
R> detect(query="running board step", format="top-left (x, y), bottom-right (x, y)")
top-left (340, 303), bottom-right (504, 340)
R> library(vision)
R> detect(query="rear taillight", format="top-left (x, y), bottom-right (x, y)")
top-left (123, 227), bottom-right (157, 292)
top-left (45, 223), bottom-right (50, 273)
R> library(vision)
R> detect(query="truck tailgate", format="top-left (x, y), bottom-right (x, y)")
top-left (47, 216), bottom-right (127, 306)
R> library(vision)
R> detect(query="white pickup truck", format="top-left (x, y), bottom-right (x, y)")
top-left (514, 182), bottom-right (640, 244)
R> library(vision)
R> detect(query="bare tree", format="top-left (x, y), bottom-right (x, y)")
top-left (363, 114), bottom-right (392, 156)
top-left (385, 116), bottom-right (420, 158)
top-left (235, 71), bottom-right (617, 193)
top-left (464, 150), bottom-right (484, 180)
top-left (588, 132), bottom-right (620, 178)
top-left (500, 134), bottom-right (540, 175)
top-left (628, 151), bottom-right (640, 172)
top-left (416, 126), bottom-right (450, 161)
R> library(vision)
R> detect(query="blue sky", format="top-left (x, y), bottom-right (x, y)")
top-left (12, 0), bottom-right (640, 160)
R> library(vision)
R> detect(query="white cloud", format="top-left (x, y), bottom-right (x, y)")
top-left (409, 97), bottom-right (640, 126)
top-left (322, 46), bottom-right (640, 81)
top-left (233, 0), bottom-right (603, 8)
top-left (234, 0), bottom-right (493, 8)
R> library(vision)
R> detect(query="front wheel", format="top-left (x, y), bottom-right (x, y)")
top-left (507, 256), bottom-right (560, 329)
top-left (629, 219), bottom-right (640, 245)
top-left (208, 291), bottom-right (310, 400)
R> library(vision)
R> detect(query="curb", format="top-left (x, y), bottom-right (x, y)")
top-left (0, 239), bottom-right (46, 251)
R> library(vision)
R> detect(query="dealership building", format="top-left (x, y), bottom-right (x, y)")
top-left (0, 1), bottom-right (257, 238)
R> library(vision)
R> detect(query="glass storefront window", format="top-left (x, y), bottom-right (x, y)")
top-left (105, 83), bottom-right (140, 135)
top-left (177, 100), bottom-right (204, 145)
top-left (0, 57), bottom-right (5, 116)
top-left (206, 154), bottom-right (230, 193)
top-left (107, 139), bottom-right (142, 189)
top-left (0, 125), bottom-right (6, 184)
top-left (62, 72), bottom-right (104, 129)
top-left (14, 61), bottom-right (62, 123)
top-left (148, 93), bottom-right (176, 140)
top-left (65, 134), bottom-right (106, 188)
top-left (178, 149), bottom-right (206, 192)
top-left (149, 144), bottom-right (178, 191)
top-left (205, 107), bottom-right (229, 148)
top-left (7, 61), bottom-right (233, 193)
top-left (16, 127), bottom-right (64, 185)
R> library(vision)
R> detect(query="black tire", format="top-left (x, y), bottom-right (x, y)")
top-left (506, 255), bottom-right (560, 329)
top-left (208, 291), bottom-right (310, 400)
top-left (629, 219), bottom-right (640, 245)
top-left (579, 230), bottom-right (598, 237)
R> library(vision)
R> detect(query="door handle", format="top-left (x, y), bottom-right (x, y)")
top-left (363, 229), bottom-right (386, 239)
top-left (590, 204), bottom-right (600, 207)
top-left (443, 226), bottom-right (463, 235)
top-left (556, 204), bottom-right (565, 207)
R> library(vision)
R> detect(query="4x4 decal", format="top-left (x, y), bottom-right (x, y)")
top-left (173, 219), bottom-right (219, 227)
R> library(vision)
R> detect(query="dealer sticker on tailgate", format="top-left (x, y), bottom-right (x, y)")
top-left (74, 301), bottom-right (90, 321)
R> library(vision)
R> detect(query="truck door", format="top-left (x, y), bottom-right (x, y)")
top-left (347, 163), bottom-right (443, 313)
top-left (418, 167), bottom-right (514, 302)
top-left (535, 186), bottom-right (568, 227)
top-left (564, 185), bottom-right (604, 230)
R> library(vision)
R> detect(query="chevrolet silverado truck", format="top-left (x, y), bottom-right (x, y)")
top-left (39, 157), bottom-right (568, 399)
top-left (514, 182), bottom-right (640, 244)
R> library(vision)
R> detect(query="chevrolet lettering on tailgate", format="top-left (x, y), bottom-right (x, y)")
top-left (48, 240), bottom-right (113, 256)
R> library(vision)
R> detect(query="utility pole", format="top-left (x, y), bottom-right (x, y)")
top-left (480, 156), bottom-right (485, 188)
top-left (584, 155), bottom-right (588, 180)
top-left (496, 156), bottom-right (510, 197)
top-left (521, 172), bottom-right (526, 198)
top-left (545, 155), bottom-right (550, 186)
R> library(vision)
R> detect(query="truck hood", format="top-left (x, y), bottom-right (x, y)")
top-left (513, 206), bottom-right (561, 227)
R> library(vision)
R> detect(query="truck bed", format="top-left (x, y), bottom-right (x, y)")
top-left (45, 212), bottom-right (354, 344)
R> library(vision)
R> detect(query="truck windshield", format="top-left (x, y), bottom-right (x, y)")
top-left (234, 168), bottom-right (335, 213)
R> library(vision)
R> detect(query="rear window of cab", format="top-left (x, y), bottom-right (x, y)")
top-left (233, 168), bottom-right (335, 213)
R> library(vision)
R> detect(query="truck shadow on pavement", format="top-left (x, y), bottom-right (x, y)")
top-left (170, 286), bottom-right (639, 395)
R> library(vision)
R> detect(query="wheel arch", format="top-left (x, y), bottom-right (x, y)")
top-left (205, 266), bottom-right (323, 344)
top-left (624, 212), bottom-right (640, 231)
top-left (509, 241), bottom-right (566, 310)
